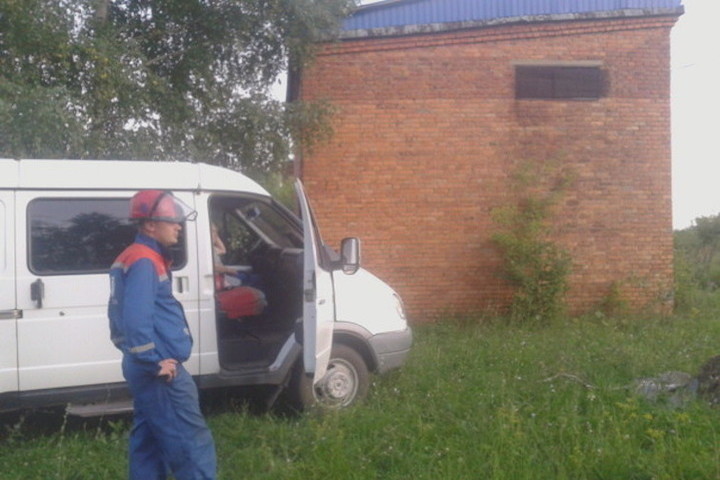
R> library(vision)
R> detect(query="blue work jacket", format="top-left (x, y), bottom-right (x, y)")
top-left (108, 234), bottom-right (193, 375)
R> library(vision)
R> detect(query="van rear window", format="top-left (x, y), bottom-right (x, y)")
top-left (28, 198), bottom-right (186, 275)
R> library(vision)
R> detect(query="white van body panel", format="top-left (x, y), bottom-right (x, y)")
top-left (0, 161), bottom-right (19, 187)
top-left (1, 159), bottom-right (269, 195)
top-left (0, 191), bottom-right (18, 394)
top-left (333, 268), bottom-right (407, 335)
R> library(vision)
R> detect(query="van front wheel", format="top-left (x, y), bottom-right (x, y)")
top-left (290, 344), bottom-right (370, 410)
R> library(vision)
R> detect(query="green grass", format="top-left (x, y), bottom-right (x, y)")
top-left (3, 311), bottom-right (720, 479)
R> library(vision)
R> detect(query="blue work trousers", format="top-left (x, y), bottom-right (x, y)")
top-left (123, 358), bottom-right (217, 480)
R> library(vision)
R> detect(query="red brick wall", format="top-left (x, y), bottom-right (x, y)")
top-left (299, 16), bottom-right (677, 322)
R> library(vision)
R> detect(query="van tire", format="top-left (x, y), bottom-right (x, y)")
top-left (289, 344), bottom-right (369, 410)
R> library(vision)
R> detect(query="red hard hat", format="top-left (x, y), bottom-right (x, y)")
top-left (129, 190), bottom-right (196, 223)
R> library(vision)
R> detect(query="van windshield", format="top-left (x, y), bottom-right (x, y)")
top-left (237, 201), bottom-right (302, 249)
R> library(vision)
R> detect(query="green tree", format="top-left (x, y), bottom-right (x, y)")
top-left (0, 0), bottom-right (352, 175)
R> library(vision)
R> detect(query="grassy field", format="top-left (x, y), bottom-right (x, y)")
top-left (3, 309), bottom-right (720, 479)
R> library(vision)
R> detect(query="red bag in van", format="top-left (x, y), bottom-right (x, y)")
top-left (217, 286), bottom-right (267, 319)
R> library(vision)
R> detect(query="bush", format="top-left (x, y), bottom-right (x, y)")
top-left (673, 249), bottom-right (701, 313)
top-left (492, 160), bottom-right (573, 325)
top-left (673, 214), bottom-right (720, 314)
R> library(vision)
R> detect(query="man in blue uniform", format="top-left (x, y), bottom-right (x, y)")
top-left (109, 190), bottom-right (217, 480)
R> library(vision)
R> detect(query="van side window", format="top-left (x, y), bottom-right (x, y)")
top-left (28, 198), bottom-right (187, 275)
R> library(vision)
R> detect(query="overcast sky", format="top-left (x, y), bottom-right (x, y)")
top-left (671, 0), bottom-right (720, 229)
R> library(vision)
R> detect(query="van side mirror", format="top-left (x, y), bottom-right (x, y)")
top-left (340, 237), bottom-right (361, 275)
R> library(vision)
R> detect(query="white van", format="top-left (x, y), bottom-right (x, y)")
top-left (0, 159), bottom-right (412, 414)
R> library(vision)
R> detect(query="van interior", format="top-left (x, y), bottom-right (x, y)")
top-left (209, 196), bottom-right (304, 372)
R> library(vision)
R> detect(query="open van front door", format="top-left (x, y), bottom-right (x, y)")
top-left (295, 180), bottom-right (334, 384)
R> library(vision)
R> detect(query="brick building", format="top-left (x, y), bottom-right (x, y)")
top-left (296, 0), bottom-right (684, 321)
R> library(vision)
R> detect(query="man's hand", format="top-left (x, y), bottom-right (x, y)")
top-left (158, 359), bottom-right (179, 382)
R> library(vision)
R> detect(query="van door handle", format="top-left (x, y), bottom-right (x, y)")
top-left (175, 276), bottom-right (189, 294)
top-left (0, 309), bottom-right (22, 320)
top-left (304, 288), bottom-right (315, 302)
top-left (304, 272), bottom-right (316, 302)
top-left (31, 279), bottom-right (44, 308)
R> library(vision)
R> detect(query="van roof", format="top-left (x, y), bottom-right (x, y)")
top-left (0, 159), bottom-right (270, 195)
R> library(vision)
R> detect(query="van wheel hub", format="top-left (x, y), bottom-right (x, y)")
top-left (292, 344), bottom-right (370, 410)
top-left (315, 359), bottom-right (358, 407)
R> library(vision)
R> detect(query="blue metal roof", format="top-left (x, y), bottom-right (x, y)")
top-left (343, 0), bottom-right (684, 31)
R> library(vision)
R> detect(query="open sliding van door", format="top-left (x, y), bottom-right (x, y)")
top-left (0, 190), bottom-right (18, 397)
top-left (295, 180), bottom-right (334, 384)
